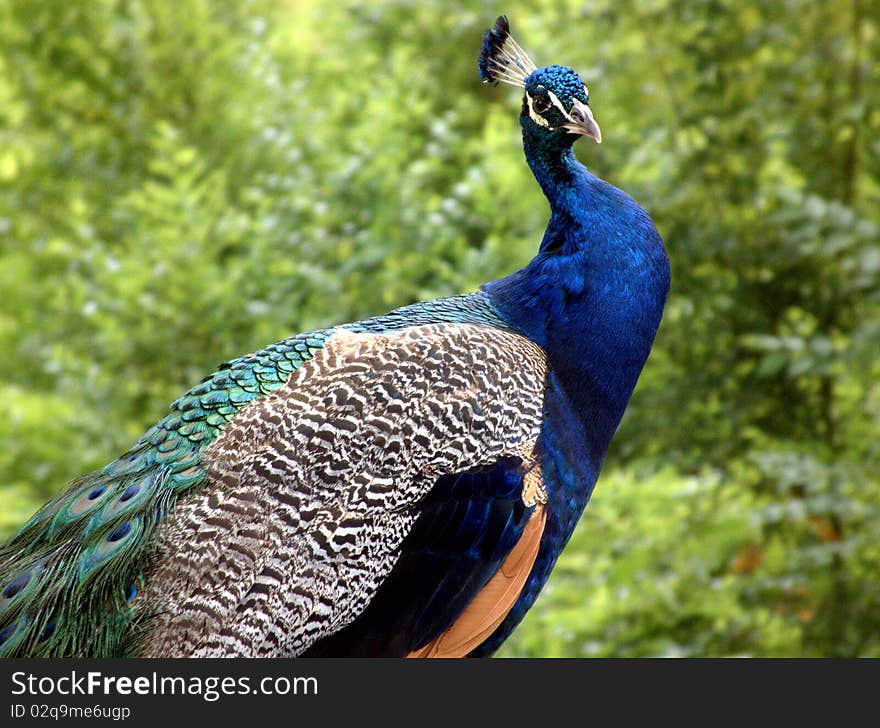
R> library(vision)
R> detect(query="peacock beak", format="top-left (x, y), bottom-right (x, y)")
top-left (563, 99), bottom-right (602, 144)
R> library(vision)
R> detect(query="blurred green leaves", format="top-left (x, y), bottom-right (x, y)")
top-left (0, 0), bottom-right (878, 656)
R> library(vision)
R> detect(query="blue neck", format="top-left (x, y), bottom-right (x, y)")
top-left (484, 123), bottom-right (670, 461)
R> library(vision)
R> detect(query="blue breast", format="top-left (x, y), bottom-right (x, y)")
top-left (473, 149), bottom-right (670, 654)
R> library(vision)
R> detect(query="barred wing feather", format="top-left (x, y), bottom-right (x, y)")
top-left (137, 322), bottom-right (547, 657)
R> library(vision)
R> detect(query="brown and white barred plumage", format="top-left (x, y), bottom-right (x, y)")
top-left (137, 323), bottom-right (547, 657)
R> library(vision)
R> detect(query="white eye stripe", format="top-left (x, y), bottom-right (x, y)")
top-left (546, 90), bottom-right (569, 117)
top-left (525, 93), bottom-right (551, 127)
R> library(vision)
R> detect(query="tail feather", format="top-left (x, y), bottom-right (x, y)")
top-left (0, 324), bottom-right (331, 656)
top-left (0, 460), bottom-right (171, 657)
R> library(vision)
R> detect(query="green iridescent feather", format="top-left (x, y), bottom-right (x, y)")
top-left (0, 329), bottom-right (332, 656)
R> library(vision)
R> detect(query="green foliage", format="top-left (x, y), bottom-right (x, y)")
top-left (0, 0), bottom-right (877, 656)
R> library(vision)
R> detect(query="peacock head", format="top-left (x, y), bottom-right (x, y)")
top-left (479, 16), bottom-right (601, 146)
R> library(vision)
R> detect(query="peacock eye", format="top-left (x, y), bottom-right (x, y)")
top-left (532, 95), bottom-right (551, 114)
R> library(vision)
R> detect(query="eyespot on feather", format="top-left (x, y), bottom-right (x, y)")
top-left (0, 618), bottom-right (27, 651)
top-left (88, 469), bottom-right (162, 526)
top-left (95, 481), bottom-right (149, 521)
top-left (63, 480), bottom-right (115, 519)
top-left (107, 522), bottom-right (132, 542)
top-left (79, 517), bottom-right (143, 579)
top-left (2, 571), bottom-right (31, 600)
top-left (0, 562), bottom-right (43, 617)
top-left (38, 621), bottom-right (56, 642)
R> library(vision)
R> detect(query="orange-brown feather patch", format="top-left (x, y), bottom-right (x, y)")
top-left (407, 504), bottom-right (546, 658)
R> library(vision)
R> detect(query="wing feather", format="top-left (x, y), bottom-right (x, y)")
top-left (137, 322), bottom-right (546, 657)
top-left (406, 504), bottom-right (546, 658)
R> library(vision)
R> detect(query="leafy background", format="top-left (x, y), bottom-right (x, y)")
top-left (0, 0), bottom-right (878, 656)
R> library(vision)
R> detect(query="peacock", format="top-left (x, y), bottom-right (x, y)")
top-left (0, 16), bottom-right (669, 658)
